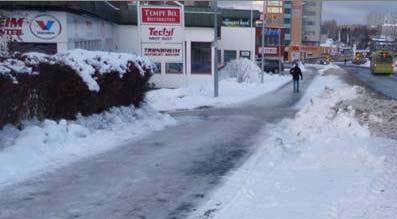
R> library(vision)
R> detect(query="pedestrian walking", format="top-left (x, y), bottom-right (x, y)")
top-left (290, 63), bottom-right (303, 93)
top-left (344, 58), bottom-right (347, 65)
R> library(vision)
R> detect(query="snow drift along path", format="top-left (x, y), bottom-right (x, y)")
top-left (191, 69), bottom-right (397, 219)
top-left (0, 105), bottom-right (176, 188)
top-left (147, 58), bottom-right (290, 112)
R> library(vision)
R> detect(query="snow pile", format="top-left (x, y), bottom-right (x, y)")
top-left (219, 58), bottom-right (261, 83)
top-left (1, 49), bottom-right (154, 91)
top-left (337, 92), bottom-right (397, 140)
top-left (0, 104), bottom-right (176, 188)
top-left (147, 74), bottom-right (290, 111)
top-left (191, 75), bottom-right (396, 219)
top-left (307, 63), bottom-right (341, 75)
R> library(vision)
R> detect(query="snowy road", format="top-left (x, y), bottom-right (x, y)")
top-left (341, 65), bottom-right (397, 99)
top-left (0, 70), bottom-right (316, 219)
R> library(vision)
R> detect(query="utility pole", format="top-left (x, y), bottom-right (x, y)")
top-left (213, 0), bottom-right (219, 97)
top-left (278, 28), bottom-right (282, 73)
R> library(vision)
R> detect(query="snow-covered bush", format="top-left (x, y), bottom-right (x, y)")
top-left (219, 58), bottom-right (261, 83)
top-left (0, 50), bottom-right (154, 128)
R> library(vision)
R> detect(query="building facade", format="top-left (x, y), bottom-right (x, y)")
top-left (301, 0), bottom-right (321, 46)
top-left (0, 1), bottom-right (259, 88)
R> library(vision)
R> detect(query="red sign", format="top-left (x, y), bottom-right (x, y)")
top-left (0, 17), bottom-right (24, 36)
top-left (141, 7), bottom-right (181, 24)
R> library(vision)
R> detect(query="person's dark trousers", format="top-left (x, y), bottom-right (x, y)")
top-left (293, 79), bottom-right (300, 93)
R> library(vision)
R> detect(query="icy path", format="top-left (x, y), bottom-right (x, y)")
top-left (191, 70), bottom-right (397, 219)
top-left (0, 70), bottom-right (316, 219)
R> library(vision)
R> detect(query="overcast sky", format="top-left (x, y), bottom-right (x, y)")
top-left (322, 1), bottom-right (397, 25)
top-left (218, 1), bottom-right (397, 25)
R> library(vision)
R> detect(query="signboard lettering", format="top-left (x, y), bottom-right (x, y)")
top-left (139, 6), bottom-right (184, 62)
top-left (0, 17), bottom-right (24, 36)
top-left (141, 8), bottom-right (181, 24)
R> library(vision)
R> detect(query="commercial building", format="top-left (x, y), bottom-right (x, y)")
top-left (261, 0), bottom-right (323, 61)
top-left (301, 0), bottom-right (321, 46)
top-left (0, 1), bottom-right (259, 88)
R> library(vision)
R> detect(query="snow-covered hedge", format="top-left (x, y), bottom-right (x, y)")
top-left (219, 58), bottom-right (261, 83)
top-left (0, 49), bottom-right (154, 128)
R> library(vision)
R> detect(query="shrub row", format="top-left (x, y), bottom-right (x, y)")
top-left (0, 51), bottom-right (153, 128)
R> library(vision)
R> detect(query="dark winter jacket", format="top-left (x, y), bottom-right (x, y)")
top-left (290, 66), bottom-right (303, 81)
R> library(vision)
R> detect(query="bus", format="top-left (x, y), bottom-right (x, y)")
top-left (370, 50), bottom-right (394, 75)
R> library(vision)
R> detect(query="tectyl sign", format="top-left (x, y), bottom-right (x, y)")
top-left (142, 26), bottom-right (183, 43)
top-left (30, 14), bottom-right (62, 40)
top-left (139, 5), bottom-right (184, 62)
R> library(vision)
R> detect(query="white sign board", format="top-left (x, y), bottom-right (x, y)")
top-left (0, 10), bottom-right (67, 43)
top-left (259, 47), bottom-right (278, 55)
top-left (139, 6), bottom-right (184, 62)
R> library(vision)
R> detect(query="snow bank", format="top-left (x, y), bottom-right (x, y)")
top-left (0, 104), bottom-right (176, 188)
top-left (1, 49), bottom-right (154, 91)
top-left (219, 58), bottom-right (261, 83)
top-left (147, 75), bottom-right (290, 111)
top-left (191, 73), bottom-right (396, 219)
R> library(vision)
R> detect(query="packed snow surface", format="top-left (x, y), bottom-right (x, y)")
top-left (147, 59), bottom-right (290, 111)
top-left (0, 104), bottom-right (176, 188)
top-left (191, 72), bottom-right (397, 218)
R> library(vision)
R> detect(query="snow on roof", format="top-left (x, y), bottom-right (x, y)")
top-left (0, 49), bottom-right (154, 91)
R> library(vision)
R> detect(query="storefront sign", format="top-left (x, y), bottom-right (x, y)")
top-left (222, 18), bottom-right (250, 27)
top-left (259, 47), bottom-right (278, 55)
top-left (0, 17), bottom-right (24, 36)
top-left (30, 14), bottom-right (62, 40)
top-left (141, 26), bottom-right (183, 43)
top-left (1, 11), bottom-right (66, 43)
top-left (139, 5), bottom-right (184, 62)
top-left (141, 7), bottom-right (181, 24)
top-left (142, 43), bottom-right (183, 62)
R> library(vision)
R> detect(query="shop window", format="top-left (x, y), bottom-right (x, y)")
top-left (224, 50), bottom-right (237, 63)
top-left (154, 63), bottom-right (161, 74)
top-left (239, 51), bottom-right (251, 59)
top-left (191, 42), bottom-right (211, 74)
top-left (166, 63), bottom-right (183, 74)
top-left (8, 42), bottom-right (57, 54)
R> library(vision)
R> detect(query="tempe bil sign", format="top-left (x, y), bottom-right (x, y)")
top-left (139, 5), bottom-right (184, 62)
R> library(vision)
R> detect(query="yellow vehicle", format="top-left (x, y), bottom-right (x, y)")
top-left (324, 53), bottom-right (331, 63)
top-left (352, 52), bottom-right (365, 64)
top-left (370, 50), bottom-right (394, 75)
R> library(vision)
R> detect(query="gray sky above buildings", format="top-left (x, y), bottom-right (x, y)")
top-left (218, 1), bottom-right (397, 25)
top-left (322, 1), bottom-right (397, 25)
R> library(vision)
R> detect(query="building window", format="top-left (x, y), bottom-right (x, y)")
top-left (267, 7), bottom-right (283, 14)
top-left (240, 51), bottom-right (251, 59)
top-left (304, 20), bottom-right (316, 26)
top-left (191, 42), bottom-right (212, 74)
top-left (224, 50), bottom-right (237, 63)
top-left (154, 63), bottom-right (161, 74)
top-left (166, 63), bottom-right (183, 74)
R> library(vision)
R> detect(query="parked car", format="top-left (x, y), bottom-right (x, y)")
top-left (256, 58), bottom-right (284, 73)
top-left (319, 59), bottom-right (330, 65)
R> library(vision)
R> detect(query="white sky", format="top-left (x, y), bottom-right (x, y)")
top-left (218, 1), bottom-right (397, 25)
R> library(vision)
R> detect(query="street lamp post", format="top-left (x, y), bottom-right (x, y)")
top-left (261, 0), bottom-right (266, 83)
top-left (213, 0), bottom-right (219, 97)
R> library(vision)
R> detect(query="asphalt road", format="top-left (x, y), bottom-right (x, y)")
top-left (340, 65), bottom-right (397, 99)
top-left (0, 69), bottom-right (316, 219)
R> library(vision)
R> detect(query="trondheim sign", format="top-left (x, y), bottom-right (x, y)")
top-left (139, 6), bottom-right (184, 62)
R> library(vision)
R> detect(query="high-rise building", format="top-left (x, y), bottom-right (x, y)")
top-left (283, 0), bottom-right (292, 46)
top-left (301, 0), bottom-right (322, 46)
